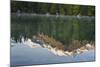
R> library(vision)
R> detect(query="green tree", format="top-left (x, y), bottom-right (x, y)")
top-left (72, 5), bottom-right (80, 15)
top-left (50, 4), bottom-right (57, 14)
top-left (59, 5), bottom-right (65, 15)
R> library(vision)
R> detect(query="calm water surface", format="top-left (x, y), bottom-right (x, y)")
top-left (11, 14), bottom-right (95, 66)
top-left (11, 43), bottom-right (95, 66)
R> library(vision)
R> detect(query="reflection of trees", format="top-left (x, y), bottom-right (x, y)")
top-left (11, 1), bottom-right (95, 16)
top-left (11, 15), bottom-right (95, 46)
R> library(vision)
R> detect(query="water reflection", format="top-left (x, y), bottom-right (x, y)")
top-left (11, 14), bottom-right (95, 66)
top-left (11, 14), bottom-right (95, 45)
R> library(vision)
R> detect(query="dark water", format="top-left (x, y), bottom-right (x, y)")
top-left (11, 14), bottom-right (95, 45)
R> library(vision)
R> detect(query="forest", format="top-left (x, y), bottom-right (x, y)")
top-left (11, 1), bottom-right (95, 51)
top-left (11, 1), bottom-right (95, 16)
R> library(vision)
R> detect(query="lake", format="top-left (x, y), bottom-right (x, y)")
top-left (10, 43), bottom-right (95, 66)
top-left (11, 14), bottom-right (95, 66)
top-left (11, 14), bottom-right (95, 44)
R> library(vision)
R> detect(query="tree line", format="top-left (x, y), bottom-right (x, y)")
top-left (11, 1), bottom-right (95, 16)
